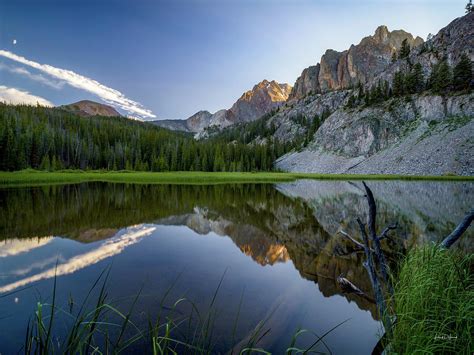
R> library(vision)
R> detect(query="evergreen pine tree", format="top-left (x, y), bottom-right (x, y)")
top-left (399, 39), bottom-right (411, 59)
top-left (430, 60), bottom-right (452, 94)
top-left (40, 155), bottom-right (51, 171)
top-left (452, 53), bottom-right (472, 91)
top-left (393, 71), bottom-right (405, 96)
top-left (407, 63), bottom-right (424, 94)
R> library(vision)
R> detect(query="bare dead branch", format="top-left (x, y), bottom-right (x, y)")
top-left (362, 182), bottom-right (393, 296)
top-left (362, 182), bottom-right (377, 240)
top-left (440, 209), bottom-right (474, 249)
top-left (338, 230), bottom-right (365, 250)
top-left (357, 217), bottom-right (391, 335)
top-left (357, 219), bottom-right (383, 299)
top-left (378, 223), bottom-right (398, 241)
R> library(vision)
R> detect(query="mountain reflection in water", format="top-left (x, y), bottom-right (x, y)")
top-left (0, 181), bottom-right (472, 353)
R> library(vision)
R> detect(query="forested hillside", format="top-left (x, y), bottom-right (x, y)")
top-left (0, 104), bottom-right (291, 172)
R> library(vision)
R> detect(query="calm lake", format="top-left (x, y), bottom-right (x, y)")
top-left (0, 180), bottom-right (472, 354)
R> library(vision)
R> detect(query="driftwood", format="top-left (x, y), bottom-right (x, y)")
top-left (440, 208), bottom-right (474, 249)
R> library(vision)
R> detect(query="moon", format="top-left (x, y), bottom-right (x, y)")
top-left (13, 39), bottom-right (17, 45)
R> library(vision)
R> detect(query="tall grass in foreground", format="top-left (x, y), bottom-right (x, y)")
top-left (21, 267), bottom-right (345, 354)
top-left (389, 246), bottom-right (473, 354)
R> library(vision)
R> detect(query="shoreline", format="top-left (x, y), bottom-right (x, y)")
top-left (1, 170), bottom-right (473, 187)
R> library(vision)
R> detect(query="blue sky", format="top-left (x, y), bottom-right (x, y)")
top-left (0, 0), bottom-right (468, 119)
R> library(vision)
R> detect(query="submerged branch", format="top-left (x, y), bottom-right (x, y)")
top-left (336, 275), bottom-right (375, 304)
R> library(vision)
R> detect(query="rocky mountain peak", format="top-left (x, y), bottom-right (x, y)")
top-left (241, 79), bottom-right (292, 103)
top-left (229, 79), bottom-right (292, 123)
top-left (153, 79), bottom-right (292, 134)
top-left (60, 100), bottom-right (121, 117)
top-left (289, 25), bottom-right (424, 100)
top-left (374, 25), bottom-right (390, 43)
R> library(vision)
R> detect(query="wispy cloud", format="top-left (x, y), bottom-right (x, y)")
top-left (0, 85), bottom-right (53, 106)
top-left (0, 62), bottom-right (65, 89)
top-left (0, 50), bottom-right (156, 119)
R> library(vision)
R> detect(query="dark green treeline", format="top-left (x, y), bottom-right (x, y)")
top-left (0, 104), bottom-right (291, 172)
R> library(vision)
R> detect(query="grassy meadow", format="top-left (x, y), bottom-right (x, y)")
top-left (1, 169), bottom-right (473, 187)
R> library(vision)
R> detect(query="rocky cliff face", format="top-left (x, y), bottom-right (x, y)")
top-left (314, 94), bottom-right (473, 157)
top-left (269, 90), bottom-right (350, 142)
top-left (276, 93), bottom-right (474, 175)
top-left (60, 100), bottom-right (121, 117)
top-left (289, 26), bottom-right (423, 100)
top-left (425, 11), bottom-right (474, 64)
top-left (289, 65), bottom-right (320, 100)
top-left (152, 80), bottom-right (291, 135)
top-left (267, 13), bottom-right (473, 176)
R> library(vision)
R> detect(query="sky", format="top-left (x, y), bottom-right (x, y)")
top-left (0, 0), bottom-right (468, 120)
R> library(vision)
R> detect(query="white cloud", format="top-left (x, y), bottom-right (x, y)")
top-left (0, 62), bottom-right (65, 89)
top-left (0, 85), bottom-right (53, 106)
top-left (0, 50), bottom-right (156, 119)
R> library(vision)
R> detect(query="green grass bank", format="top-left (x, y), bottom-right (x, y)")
top-left (389, 246), bottom-right (473, 354)
top-left (1, 170), bottom-right (473, 187)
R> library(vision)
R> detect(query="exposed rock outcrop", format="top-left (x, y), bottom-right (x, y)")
top-left (288, 65), bottom-right (320, 100)
top-left (370, 12), bottom-right (474, 91)
top-left (269, 90), bottom-right (350, 142)
top-left (276, 93), bottom-right (474, 175)
top-left (424, 10), bottom-right (474, 64)
top-left (289, 26), bottom-right (423, 100)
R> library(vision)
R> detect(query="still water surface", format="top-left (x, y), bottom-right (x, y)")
top-left (0, 180), bottom-right (472, 353)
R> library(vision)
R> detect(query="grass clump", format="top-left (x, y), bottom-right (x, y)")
top-left (389, 246), bottom-right (473, 354)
